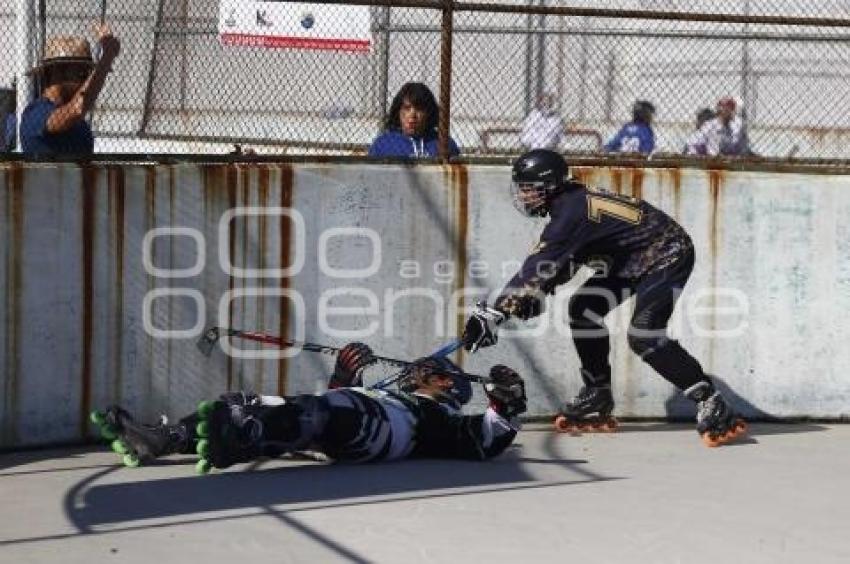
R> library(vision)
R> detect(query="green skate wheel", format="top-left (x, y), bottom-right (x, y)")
top-left (122, 453), bottom-right (140, 468)
top-left (196, 459), bottom-right (213, 475)
top-left (196, 439), bottom-right (210, 458)
top-left (100, 425), bottom-right (118, 441)
top-left (196, 420), bottom-right (210, 438)
top-left (197, 400), bottom-right (216, 418)
top-left (90, 410), bottom-right (107, 425)
top-left (111, 439), bottom-right (129, 454)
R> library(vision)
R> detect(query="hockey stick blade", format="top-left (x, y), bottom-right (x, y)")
top-left (196, 327), bottom-right (223, 357)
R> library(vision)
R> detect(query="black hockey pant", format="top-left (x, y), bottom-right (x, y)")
top-left (567, 250), bottom-right (709, 391)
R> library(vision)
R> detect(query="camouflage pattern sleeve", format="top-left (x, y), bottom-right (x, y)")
top-left (495, 216), bottom-right (587, 320)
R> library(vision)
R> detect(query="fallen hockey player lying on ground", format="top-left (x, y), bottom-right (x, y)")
top-left (91, 342), bottom-right (527, 472)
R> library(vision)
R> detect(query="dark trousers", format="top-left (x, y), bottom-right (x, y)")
top-left (568, 250), bottom-right (708, 391)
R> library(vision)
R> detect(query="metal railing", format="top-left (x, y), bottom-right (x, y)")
top-left (1, 1), bottom-right (849, 159)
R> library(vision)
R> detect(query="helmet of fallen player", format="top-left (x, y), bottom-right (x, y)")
top-left (398, 356), bottom-right (473, 407)
top-left (511, 148), bottom-right (571, 217)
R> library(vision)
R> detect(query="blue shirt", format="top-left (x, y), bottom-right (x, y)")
top-left (368, 129), bottom-right (460, 158)
top-left (604, 122), bottom-right (655, 154)
top-left (2, 113), bottom-right (14, 152)
top-left (21, 98), bottom-right (94, 156)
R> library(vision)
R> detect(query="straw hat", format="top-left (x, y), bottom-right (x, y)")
top-left (29, 36), bottom-right (94, 75)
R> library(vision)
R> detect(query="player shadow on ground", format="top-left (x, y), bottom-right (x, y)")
top-left (63, 448), bottom-right (613, 533)
top-left (0, 444), bottom-right (115, 474)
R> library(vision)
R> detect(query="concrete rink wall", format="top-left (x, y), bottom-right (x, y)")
top-left (1, 161), bottom-right (848, 447)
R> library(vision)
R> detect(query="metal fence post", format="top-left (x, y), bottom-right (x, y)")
top-left (15, 0), bottom-right (35, 151)
top-left (438, 0), bottom-right (454, 159)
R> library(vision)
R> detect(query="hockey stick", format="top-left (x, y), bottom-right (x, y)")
top-left (197, 327), bottom-right (411, 367)
top-left (196, 328), bottom-right (489, 385)
top-left (369, 338), bottom-right (492, 389)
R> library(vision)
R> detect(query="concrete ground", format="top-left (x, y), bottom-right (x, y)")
top-left (1, 423), bottom-right (848, 564)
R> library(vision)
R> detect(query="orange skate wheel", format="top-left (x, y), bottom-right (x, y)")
top-left (734, 420), bottom-right (748, 434)
top-left (603, 418), bottom-right (619, 432)
top-left (702, 433), bottom-right (722, 448)
top-left (554, 416), bottom-right (574, 433)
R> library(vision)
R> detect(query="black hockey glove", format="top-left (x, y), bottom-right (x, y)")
top-left (462, 302), bottom-right (507, 353)
top-left (329, 342), bottom-right (376, 389)
top-left (219, 390), bottom-right (261, 407)
top-left (485, 365), bottom-right (527, 418)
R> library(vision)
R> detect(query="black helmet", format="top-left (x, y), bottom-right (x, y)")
top-left (398, 356), bottom-right (473, 407)
top-left (511, 149), bottom-right (570, 217)
top-left (632, 100), bottom-right (656, 124)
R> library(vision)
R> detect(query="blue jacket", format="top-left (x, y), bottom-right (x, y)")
top-left (21, 98), bottom-right (94, 156)
top-left (604, 122), bottom-right (655, 154)
top-left (2, 113), bottom-right (14, 152)
top-left (368, 129), bottom-right (460, 158)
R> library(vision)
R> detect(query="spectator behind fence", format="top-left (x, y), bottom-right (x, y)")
top-left (21, 24), bottom-right (120, 157)
top-left (683, 108), bottom-right (715, 155)
top-left (1, 82), bottom-right (14, 152)
top-left (368, 82), bottom-right (459, 158)
top-left (520, 93), bottom-right (565, 150)
top-left (604, 100), bottom-right (656, 155)
top-left (687, 97), bottom-right (752, 157)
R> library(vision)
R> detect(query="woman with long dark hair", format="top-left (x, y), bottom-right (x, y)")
top-left (368, 82), bottom-right (460, 158)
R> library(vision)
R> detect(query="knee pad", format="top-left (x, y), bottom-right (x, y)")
top-left (570, 316), bottom-right (606, 332)
top-left (627, 333), bottom-right (670, 359)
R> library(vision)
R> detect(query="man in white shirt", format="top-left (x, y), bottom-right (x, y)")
top-left (686, 97), bottom-right (751, 156)
top-left (520, 93), bottom-right (566, 150)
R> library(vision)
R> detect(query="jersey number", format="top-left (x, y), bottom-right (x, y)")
top-left (586, 193), bottom-right (643, 225)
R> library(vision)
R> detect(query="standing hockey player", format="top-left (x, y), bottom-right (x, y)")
top-left (461, 149), bottom-right (746, 447)
top-left (91, 343), bottom-right (526, 470)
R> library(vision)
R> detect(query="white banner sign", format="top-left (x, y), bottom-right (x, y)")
top-left (218, 2), bottom-right (372, 52)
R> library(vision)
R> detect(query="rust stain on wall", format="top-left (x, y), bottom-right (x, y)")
top-left (670, 168), bottom-right (683, 220)
top-left (278, 165), bottom-right (294, 396)
top-left (166, 166), bottom-right (177, 405)
top-left (708, 169), bottom-right (724, 268)
top-left (202, 165), bottom-right (229, 211)
top-left (256, 166), bottom-right (270, 392)
top-left (144, 166), bottom-right (157, 410)
top-left (707, 169), bottom-right (725, 371)
top-left (80, 166), bottom-right (98, 436)
top-left (226, 165), bottom-right (238, 391)
top-left (3, 165), bottom-right (24, 444)
top-left (446, 163), bottom-right (469, 367)
top-left (241, 167), bottom-right (252, 391)
top-left (572, 167), bottom-right (591, 185)
top-left (630, 168), bottom-right (645, 200)
top-left (108, 167), bottom-right (126, 404)
top-left (610, 168), bottom-right (624, 194)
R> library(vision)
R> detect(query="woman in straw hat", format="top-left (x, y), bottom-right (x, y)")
top-left (20, 23), bottom-right (119, 156)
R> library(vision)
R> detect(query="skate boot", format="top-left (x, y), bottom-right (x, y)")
top-left (194, 399), bottom-right (266, 474)
top-left (684, 381), bottom-right (748, 447)
top-left (554, 369), bottom-right (618, 433)
top-left (195, 394), bottom-right (329, 474)
top-left (90, 406), bottom-right (191, 467)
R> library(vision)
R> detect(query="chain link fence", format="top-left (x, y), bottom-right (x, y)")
top-left (2, 0), bottom-right (850, 158)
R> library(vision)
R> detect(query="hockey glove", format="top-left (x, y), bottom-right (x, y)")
top-left (329, 342), bottom-right (376, 389)
top-left (462, 302), bottom-right (506, 353)
top-left (485, 365), bottom-right (527, 418)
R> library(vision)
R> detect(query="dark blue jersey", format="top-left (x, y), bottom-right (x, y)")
top-left (496, 183), bottom-right (693, 319)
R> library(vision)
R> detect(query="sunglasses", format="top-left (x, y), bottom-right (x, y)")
top-left (50, 65), bottom-right (92, 82)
